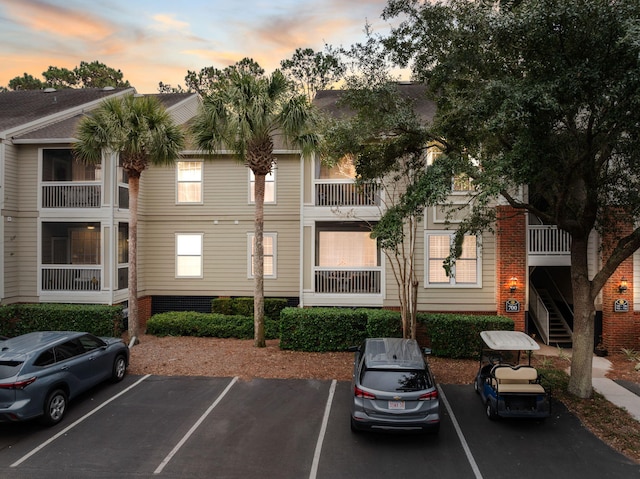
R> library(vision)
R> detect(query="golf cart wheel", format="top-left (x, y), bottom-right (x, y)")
top-left (485, 400), bottom-right (497, 420)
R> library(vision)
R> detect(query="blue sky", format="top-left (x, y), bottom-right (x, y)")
top-left (0, 0), bottom-right (398, 93)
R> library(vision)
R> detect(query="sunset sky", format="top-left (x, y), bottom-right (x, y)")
top-left (0, 0), bottom-right (401, 93)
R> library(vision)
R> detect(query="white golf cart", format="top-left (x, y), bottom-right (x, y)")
top-left (474, 330), bottom-right (551, 420)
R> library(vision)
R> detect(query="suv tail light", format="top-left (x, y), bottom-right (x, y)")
top-left (354, 386), bottom-right (376, 399)
top-left (418, 390), bottom-right (438, 401)
top-left (0, 377), bottom-right (36, 390)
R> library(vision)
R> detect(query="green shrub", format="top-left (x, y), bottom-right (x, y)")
top-left (418, 313), bottom-right (514, 358)
top-left (279, 307), bottom-right (368, 352)
top-left (0, 303), bottom-right (124, 338)
top-left (357, 308), bottom-right (402, 338)
top-left (211, 298), bottom-right (234, 316)
top-left (146, 311), bottom-right (279, 339)
top-left (211, 297), bottom-right (288, 321)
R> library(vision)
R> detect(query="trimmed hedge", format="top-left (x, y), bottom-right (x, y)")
top-left (0, 303), bottom-right (125, 338)
top-left (279, 307), bottom-right (368, 352)
top-left (211, 297), bottom-right (287, 321)
top-left (418, 313), bottom-right (514, 358)
top-left (357, 308), bottom-right (403, 338)
top-left (146, 311), bottom-right (279, 339)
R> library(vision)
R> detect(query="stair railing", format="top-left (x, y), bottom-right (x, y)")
top-left (529, 286), bottom-right (550, 344)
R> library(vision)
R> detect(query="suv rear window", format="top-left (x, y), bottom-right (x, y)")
top-left (0, 361), bottom-right (23, 379)
top-left (361, 369), bottom-right (432, 392)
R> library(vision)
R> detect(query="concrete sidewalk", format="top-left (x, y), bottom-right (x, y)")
top-left (538, 344), bottom-right (640, 422)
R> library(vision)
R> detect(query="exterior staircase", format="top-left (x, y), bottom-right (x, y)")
top-left (535, 288), bottom-right (573, 346)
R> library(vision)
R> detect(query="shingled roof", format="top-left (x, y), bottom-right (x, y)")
top-left (314, 82), bottom-right (436, 123)
top-left (0, 87), bottom-right (134, 134)
top-left (1, 89), bottom-right (198, 143)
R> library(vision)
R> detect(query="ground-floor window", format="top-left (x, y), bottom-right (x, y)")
top-left (176, 233), bottom-right (203, 278)
top-left (248, 233), bottom-right (277, 278)
top-left (425, 232), bottom-right (480, 286)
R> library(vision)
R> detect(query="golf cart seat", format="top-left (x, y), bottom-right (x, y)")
top-left (491, 365), bottom-right (546, 394)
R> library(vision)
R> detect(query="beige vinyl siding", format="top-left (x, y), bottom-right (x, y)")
top-left (2, 145), bottom-right (39, 302)
top-left (138, 153), bottom-right (301, 298)
top-left (383, 231), bottom-right (496, 312)
top-left (168, 96), bottom-right (200, 126)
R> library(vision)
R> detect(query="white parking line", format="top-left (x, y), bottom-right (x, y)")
top-left (11, 374), bottom-right (151, 468)
top-left (309, 379), bottom-right (337, 479)
top-left (154, 376), bottom-right (239, 475)
top-left (438, 385), bottom-right (484, 479)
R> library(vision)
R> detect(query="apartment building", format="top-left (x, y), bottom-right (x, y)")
top-left (1, 87), bottom-right (637, 350)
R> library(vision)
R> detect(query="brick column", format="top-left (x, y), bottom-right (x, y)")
top-left (601, 218), bottom-right (637, 350)
top-left (138, 296), bottom-right (152, 332)
top-left (495, 205), bottom-right (527, 331)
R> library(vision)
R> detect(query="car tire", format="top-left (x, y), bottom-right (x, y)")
top-left (111, 354), bottom-right (127, 383)
top-left (350, 417), bottom-right (361, 433)
top-left (485, 400), bottom-right (497, 421)
top-left (41, 389), bottom-right (67, 426)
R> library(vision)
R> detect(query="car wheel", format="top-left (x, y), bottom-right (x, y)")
top-left (350, 417), bottom-right (361, 433)
top-left (111, 354), bottom-right (127, 383)
top-left (485, 400), bottom-right (497, 421)
top-left (41, 389), bottom-right (67, 426)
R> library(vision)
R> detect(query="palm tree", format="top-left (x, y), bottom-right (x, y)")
top-left (74, 94), bottom-right (185, 343)
top-left (190, 60), bottom-right (318, 347)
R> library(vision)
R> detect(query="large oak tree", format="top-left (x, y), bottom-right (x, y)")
top-left (381, 0), bottom-right (640, 398)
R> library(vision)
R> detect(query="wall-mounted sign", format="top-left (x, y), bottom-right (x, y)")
top-left (505, 299), bottom-right (520, 313)
top-left (614, 299), bottom-right (629, 312)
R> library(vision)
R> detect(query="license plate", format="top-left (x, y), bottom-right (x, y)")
top-left (388, 401), bottom-right (405, 410)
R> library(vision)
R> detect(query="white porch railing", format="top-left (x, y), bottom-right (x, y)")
top-left (528, 225), bottom-right (571, 255)
top-left (42, 183), bottom-right (101, 208)
top-left (315, 182), bottom-right (380, 207)
top-left (314, 268), bottom-right (381, 294)
top-left (41, 266), bottom-right (102, 291)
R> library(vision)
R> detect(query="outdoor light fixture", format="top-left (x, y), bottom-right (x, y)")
top-left (619, 277), bottom-right (628, 294)
top-left (509, 277), bottom-right (518, 293)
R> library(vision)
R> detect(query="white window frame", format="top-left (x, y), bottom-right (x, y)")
top-left (175, 233), bottom-right (203, 278)
top-left (249, 170), bottom-right (276, 204)
top-left (176, 161), bottom-right (203, 204)
top-left (424, 231), bottom-right (481, 288)
top-left (247, 232), bottom-right (277, 279)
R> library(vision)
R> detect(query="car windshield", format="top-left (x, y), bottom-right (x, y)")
top-left (362, 369), bottom-right (431, 392)
top-left (0, 360), bottom-right (23, 379)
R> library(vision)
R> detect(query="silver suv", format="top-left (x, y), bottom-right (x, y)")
top-left (349, 338), bottom-right (440, 433)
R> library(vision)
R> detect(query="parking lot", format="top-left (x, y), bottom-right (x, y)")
top-left (0, 375), bottom-right (638, 479)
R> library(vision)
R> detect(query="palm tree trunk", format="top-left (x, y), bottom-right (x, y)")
top-left (128, 175), bottom-right (140, 343)
top-left (253, 172), bottom-right (266, 348)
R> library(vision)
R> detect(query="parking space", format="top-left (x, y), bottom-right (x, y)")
top-left (0, 376), bottom-right (638, 479)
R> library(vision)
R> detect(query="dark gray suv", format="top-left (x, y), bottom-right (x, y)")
top-left (349, 338), bottom-right (440, 433)
top-left (0, 331), bottom-right (129, 425)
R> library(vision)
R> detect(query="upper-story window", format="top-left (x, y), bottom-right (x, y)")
top-left (249, 170), bottom-right (275, 204)
top-left (426, 148), bottom-right (475, 192)
top-left (43, 148), bottom-right (97, 181)
top-left (177, 161), bottom-right (203, 204)
top-left (316, 155), bottom-right (356, 180)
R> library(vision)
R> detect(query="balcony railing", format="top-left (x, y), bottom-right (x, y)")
top-left (528, 225), bottom-right (571, 255)
top-left (41, 266), bottom-right (102, 291)
top-left (314, 268), bottom-right (381, 294)
top-left (315, 182), bottom-right (380, 207)
top-left (42, 183), bottom-right (101, 208)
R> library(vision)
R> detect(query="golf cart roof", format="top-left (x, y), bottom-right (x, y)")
top-left (480, 331), bottom-right (540, 351)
